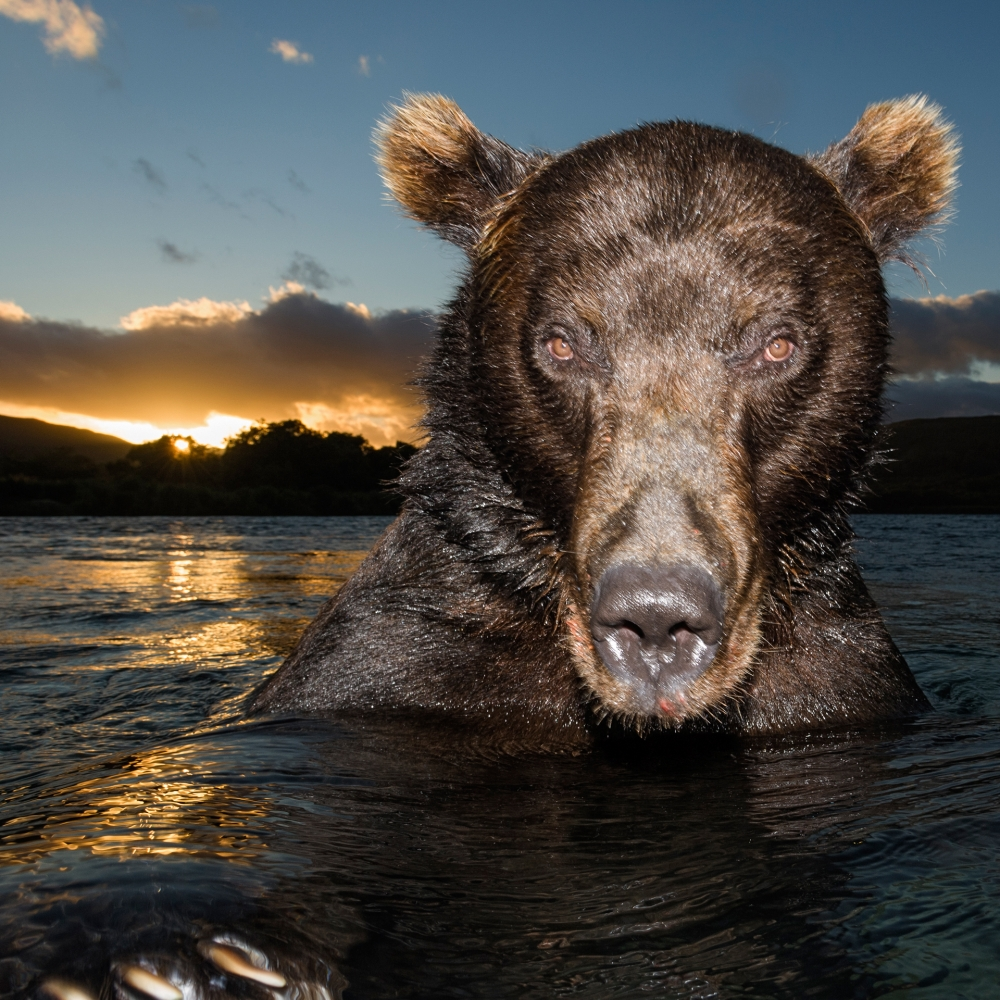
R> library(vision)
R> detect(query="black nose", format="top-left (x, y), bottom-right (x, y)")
top-left (590, 564), bottom-right (724, 710)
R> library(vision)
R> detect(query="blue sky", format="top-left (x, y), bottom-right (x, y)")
top-left (1, 0), bottom-right (998, 444)
top-left (2, 0), bottom-right (998, 328)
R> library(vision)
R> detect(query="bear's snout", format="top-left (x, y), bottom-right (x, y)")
top-left (590, 564), bottom-right (724, 715)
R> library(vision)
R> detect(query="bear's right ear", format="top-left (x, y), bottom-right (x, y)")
top-left (810, 95), bottom-right (959, 264)
top-left (375, 93), bottom-right (544, 251)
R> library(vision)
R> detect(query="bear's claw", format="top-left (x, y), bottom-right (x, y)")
top-left (38, 934), bottom-right (338, 1000)
top-left (116, 965), bottom-right (184, 1000)
top-left (197, 938), bottom-right (286, 987)
top-left (38, 981), bottom-right (98, 1000)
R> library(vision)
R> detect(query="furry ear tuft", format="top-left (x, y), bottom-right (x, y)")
top-left (374, 93), bottom-right (543, 250)
top-left (811, 95), bottom-right (960, 263)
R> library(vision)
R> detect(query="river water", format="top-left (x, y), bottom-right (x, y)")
top-left (0, 515), bottom-right (998, 999)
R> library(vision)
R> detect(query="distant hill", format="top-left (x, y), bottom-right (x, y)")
top-left (0, 415), bottom-right (132, 464)
top-left (867, 415), bottom-right (1000, 514)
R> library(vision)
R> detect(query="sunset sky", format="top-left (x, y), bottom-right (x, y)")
top-left (1, 0), bottom-right (999, 446)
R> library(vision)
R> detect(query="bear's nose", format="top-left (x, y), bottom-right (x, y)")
top-left (590, 564), bottom-right (724, 712)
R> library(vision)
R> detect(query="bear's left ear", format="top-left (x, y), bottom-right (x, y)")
top-left (374, 93), bottom-right (544, 251)
top-left (810, 95), bottom-right (959, 263)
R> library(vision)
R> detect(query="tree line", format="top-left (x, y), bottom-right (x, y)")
top-left (2, 414), bottom-right (998, 516)
top-left (0, 420), bottom-right (418, 516)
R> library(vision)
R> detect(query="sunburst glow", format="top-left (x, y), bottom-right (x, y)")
top-left (0, 403), bottom-right (255, 448)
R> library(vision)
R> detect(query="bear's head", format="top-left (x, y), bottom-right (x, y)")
top-left (376, 94), bottom-right (958, 731)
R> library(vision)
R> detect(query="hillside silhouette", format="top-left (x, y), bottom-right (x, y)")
top-left (0, 418), bottom-right (416, 515)
top-left (0, 415), bottom-right (132, 464)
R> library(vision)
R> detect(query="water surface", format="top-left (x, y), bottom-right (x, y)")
top-left (1, 515), bottom-right (998, 998)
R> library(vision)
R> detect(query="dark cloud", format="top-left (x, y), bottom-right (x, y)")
top-left (889, 291), bottom-right (1000, 376)
top-left (0, 293), bottom-right (435, 435)
top-left (158, 240), bottom-right (197, 264)
top-left (133, 158), bottom-right (167, 192)
top-left (283, 252), bottom-right (347, 291)
top-left (3, 287), bottom-right (998, 444)
top-left (287, 169), bottom-right (310, 194)
top-left (884, 377), bottom-right (1000, 422)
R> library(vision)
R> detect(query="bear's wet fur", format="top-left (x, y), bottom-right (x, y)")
top-left (253, 94), bottom-right (958, 746)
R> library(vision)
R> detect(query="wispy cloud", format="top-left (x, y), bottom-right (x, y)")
top-left (287, 169), bottom-right (310, 194)
top-left (282, 252), bottom-right (348, 291)
top-left (186, 149), bottom-right (206, 168)
top-left (157, 240), bottom-right (198, 265)
top-left (133, 158), bottom-right (167, 192)
top-left (201, 183), bottom-right (253, 222)
top-left (0, 0), bottom-right (104, 59)
top-left (243, 187), bottom-right (290, 218)
top-left (270, 38), bottom-right (313, 64)
top-left (357, 54), bottom-right (370, 76)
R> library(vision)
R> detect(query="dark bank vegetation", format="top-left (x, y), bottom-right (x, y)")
top-left (865, 414), bottom-right (1000, 514)
top-left (1, 413), bottom-right (998, 516)
top-left (0, 418), bottom-right (417, 516)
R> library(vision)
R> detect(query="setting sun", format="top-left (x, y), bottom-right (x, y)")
top-left (173, 438), bottom-right (190, 452)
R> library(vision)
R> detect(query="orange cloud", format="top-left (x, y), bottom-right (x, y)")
top-left (0, 290), bottom-right (434, 447)
top-left (0, 0), bottom-right (104, 59)
top-left (120, 297), bottom-right (253, 331)
top-left (269, 38), bottom-right (313, 64)
top-left (0, 300), bottom-right (30, 322)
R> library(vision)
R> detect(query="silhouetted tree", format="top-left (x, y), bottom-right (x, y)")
top-left (108, 436), bottom-right (221, 484)
top-left (221, 420), bottom-right (416, 492)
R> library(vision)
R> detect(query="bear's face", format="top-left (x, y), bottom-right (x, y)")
top-left (377, 95), bottom-right (957, 730)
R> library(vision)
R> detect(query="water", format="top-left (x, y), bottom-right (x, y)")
top-left (0, 515), bottom-right (998, 999)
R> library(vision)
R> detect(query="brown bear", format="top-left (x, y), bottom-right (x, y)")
top-left (252, 93), bottom-right (958, 747)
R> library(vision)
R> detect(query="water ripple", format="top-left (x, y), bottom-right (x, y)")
top-left (0, 514), bottom-right (997, 998)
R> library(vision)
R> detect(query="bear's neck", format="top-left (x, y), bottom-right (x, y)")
top-left (737, 553), bottom-right (927, 732)
top-left (398, 299), bottom-right (573, 620)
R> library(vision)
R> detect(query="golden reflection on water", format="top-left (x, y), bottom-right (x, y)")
top-left (1, 538), bottom-right (375, 867)
top-left (4, 549), bottom-right (368, 661)
top-left (0, 741), bottom-right (274, 866)
top-left (167, 555), bottom-right (194, 599)
top-left (5, 546), bottom-right (366, 608)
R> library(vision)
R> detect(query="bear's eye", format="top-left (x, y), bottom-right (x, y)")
top-left (763, 336), bottom-right (795, 362)
top-left (546, 335), bottom-right (574, 361)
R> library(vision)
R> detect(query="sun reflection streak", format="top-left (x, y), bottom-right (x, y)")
top-left (167, 558), bottom-right (194, 599)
